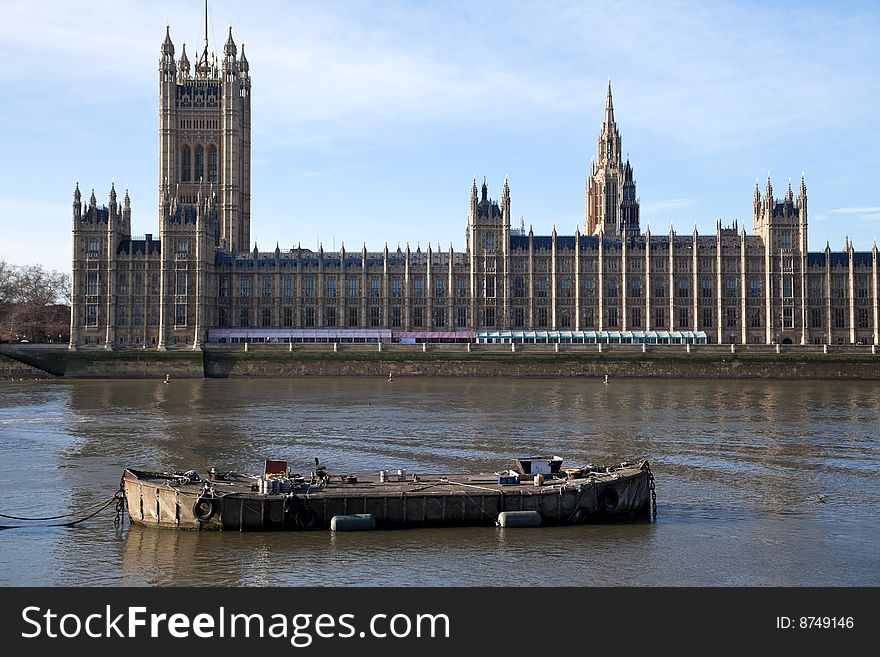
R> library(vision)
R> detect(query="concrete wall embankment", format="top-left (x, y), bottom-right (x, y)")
top-left (64, 351), bottom-right (204, 379)
top-left (0, 353), bottom-right (53, 380)
top-left (5, 346), bottom-right (880, 380)
top-left (202, 351), bottom-right (880, 380)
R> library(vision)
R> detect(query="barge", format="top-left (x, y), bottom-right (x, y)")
top-left (122, 457), bottom-right (655, 531)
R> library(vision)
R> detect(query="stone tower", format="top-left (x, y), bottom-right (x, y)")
top-left (68, 183), bottom-right (131, 350)
top-left (753, 174), bottom-right (809, 344)
top-left (467, 177), bottom-right (511, 330)
top-left (585, 79), bottom-right (640, 239)
top-left (158, 10), bottom-right (251, 253)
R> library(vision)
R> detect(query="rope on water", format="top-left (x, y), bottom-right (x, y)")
top-left (0, 484), bottom-right (125, 529)
top-left (0, 494), bottom-right (118, 521)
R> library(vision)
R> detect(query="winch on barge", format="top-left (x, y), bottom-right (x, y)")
top-left (122, 457), bottom-right (656, 531)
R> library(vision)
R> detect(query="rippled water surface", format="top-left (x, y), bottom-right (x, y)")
top-left (1, 377), bottom-right (878, 586)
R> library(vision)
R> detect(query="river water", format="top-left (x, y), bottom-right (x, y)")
top-left (0, 377), bottom-right (878, 586)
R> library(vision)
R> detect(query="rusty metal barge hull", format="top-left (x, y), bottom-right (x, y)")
top-left (122, 461), bottom-right (654, 531)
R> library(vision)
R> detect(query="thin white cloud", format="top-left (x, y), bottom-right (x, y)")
top-left (829, 207), bottom-right (880, 215)
top-left (2, 1), bottom-right (878, 151)
top-left (2, 1), bottom-right (880, 268)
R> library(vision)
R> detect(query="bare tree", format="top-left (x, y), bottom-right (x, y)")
top-left (0, 261), bottom-right (71, 342)
top-left (0, 260), bottom-right (13, 304)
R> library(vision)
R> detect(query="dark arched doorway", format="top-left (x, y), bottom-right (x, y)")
top-left (782, 338), bottom-right (793, 344)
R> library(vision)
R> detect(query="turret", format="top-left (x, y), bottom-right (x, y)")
top-left (239, 44), bottom-right (249, 74)
top-left (122, 188), bottom-right (131, 224)
top-left (161, 24), bottom-right (175, 58)
top-left (224, 25), bottom-right (237, 58)
top-left (178, 42), bottom-right (190, 77)
top-left (468, 178), bottom-right (478, 230)
top-left (73, 183), bottom-right (82, 221)
top-left (798, 173), bottom-right (807, 217)
top-left (160, 25), bottom-right (176, 80)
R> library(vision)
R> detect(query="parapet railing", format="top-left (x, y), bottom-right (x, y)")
top-left (202, 341), bottom-right (879, 356)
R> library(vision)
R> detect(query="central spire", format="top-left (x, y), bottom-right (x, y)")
top-left (586, 78), bottom-right (639, 238)
top-left (604, 77), bottom-right (615, 126)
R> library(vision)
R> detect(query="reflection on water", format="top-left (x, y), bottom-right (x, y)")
top-left (1, 377), bottom-right (879, 586)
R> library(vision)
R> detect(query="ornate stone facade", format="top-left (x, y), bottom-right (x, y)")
top-left (68, 23), bottom-right (880, 350)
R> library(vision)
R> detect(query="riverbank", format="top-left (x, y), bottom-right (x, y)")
top-left (2, 343), bottom-right (880, 379)
top-left (0, 352), bottom-right (54, 380)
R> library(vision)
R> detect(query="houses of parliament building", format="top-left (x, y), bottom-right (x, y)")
top-left (68, 20), bottom-right (880, 350)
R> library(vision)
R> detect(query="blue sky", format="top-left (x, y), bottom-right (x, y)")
top-left (1, 0), bottom-right (878, 275)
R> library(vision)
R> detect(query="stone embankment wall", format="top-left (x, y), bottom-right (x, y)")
top-left (64, 350), bottom-right (204, 379)
top-left (202, 347), bottom-right (880, 380)
top-left (0, 353), bottom-right (53, 380)
top-left (3, 345), bottom-right (880, 380)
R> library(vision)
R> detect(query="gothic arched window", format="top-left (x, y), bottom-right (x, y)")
top-left (194, 145), bottom-right (205, 182)
top-left (208, 146), bottom-right (218, 183)
top-left (181, 146), bottom-right (191, 182)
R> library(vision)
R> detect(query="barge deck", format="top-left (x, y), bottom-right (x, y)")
top-left (122, 459), bottom-right (655, 531)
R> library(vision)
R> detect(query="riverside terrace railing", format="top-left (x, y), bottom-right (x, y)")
top-left (206, 329), bottom-right (475, 344)
top-left (474, 330), bottom-right (708, 344)
top-left (206, 328), bottom-right (713, 345)
top-left (204, 341), bottom-right (880, 355)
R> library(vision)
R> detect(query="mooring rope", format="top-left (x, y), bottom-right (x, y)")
top-left (0, 485), bottom-right (125, 530)
top-left (0, 495), bottom-right (118, 521)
